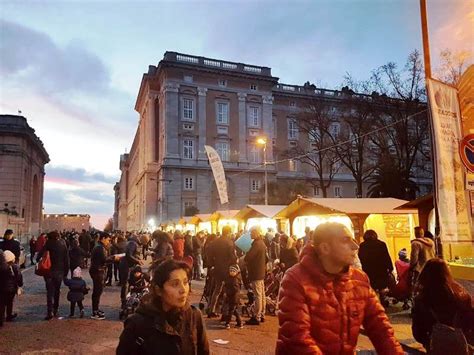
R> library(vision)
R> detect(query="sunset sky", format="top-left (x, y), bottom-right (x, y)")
top-left (0, 0), bottom-right (472, 229)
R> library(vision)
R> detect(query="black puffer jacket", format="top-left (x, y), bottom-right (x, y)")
top-left (358, 238), bottom-right (393, 290)
top-left (69, 245), bottom-right (88, 270)
top-left (37, 238), bottom-right (69, 276)
top-left (0, 263), bottom-right (23, 294)
top-left (117, 295), bottom-right (209, 355)
top-left (207, 236), bottom-right (236, 279)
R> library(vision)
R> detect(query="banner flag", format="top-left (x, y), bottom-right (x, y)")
top-left (427, 79), bottom-right (472, 242)
top-left (204, 145), bottom-right (229, 205)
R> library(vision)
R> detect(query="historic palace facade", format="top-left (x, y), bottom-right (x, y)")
top-left (0, 115), bottom-right (49, 236)
top-left (115, 52), bottom-right (431, 231)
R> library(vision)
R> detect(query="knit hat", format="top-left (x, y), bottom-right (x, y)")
top-left (72, 266), bottom-right (82, 278)
top-left (398, 248), bottom-right (407, 260)
top-left (229, 264), bottom-right (240, 274)
top-left (4, 250), bottom-right (15, 263)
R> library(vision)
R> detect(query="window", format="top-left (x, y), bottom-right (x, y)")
top-left (250, 179), bottom-right (261, 192)
top-left (216, 142), bottom-right (230, 161)
top-left (249, 106), bottom-right (259, 127)
top-left (184, 75), bottom-right (193, 83)
top-left (308, 128), bottom-right (320, 141)
top-left (217, 102), bottom-right (229, 124)
top-left (218, 79), bottom-right (227, 87)
top-left (334, 186), bottom-right (342, 197)
top-left (330, 122), bottom-right (340, 140)
top-left (250, 84), bottom-right (257, 91)
top-left (183, 139), bottom-right (194, 159)
top-left (184, 177), bottom-right (194, 190)
top-left (272, 118), bottom-right (277, 138)
top-left (249, 144), bottom-right (260, 163)
top-left (314, 186), bottom-right (320, 196)
top-left (183, 201), bottom-right (195, 213)
top-left (182, 98), bottom-right (194, 121)
top-left (288, 159), bottom-right (297, 172)
top-left (288, 119), bottom-right (298, 139)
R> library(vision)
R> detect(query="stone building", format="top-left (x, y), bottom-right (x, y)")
top-left (116, 52), bottom-right (431, 231)
top-left (0, 115), bottom-right (49, 236)
top-left (42, 213), bottom-right (91, 232)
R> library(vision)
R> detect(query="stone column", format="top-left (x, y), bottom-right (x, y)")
top-left (146, 92), bottom-right (159, 164)
top-left (162, 82), bottom-right (180, 158)
top-left (197, 87), bottom-right (208, 160)
top-left (238, 92), bottom-right (247, 162)
top-left (262, 95), bottom-right (274, 162)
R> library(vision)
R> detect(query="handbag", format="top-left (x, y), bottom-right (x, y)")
top-left (35, 250), bottom-right (51, 277)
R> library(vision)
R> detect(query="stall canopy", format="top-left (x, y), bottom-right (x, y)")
top-left (235, 205), bottom-right (287, 220)
top-left (190, 214), bottom-right (213, 225)
top-left (275, 197), bottom-right (417, 219)
top-left (178, 216), bottom-right (193, 225)
top-left (210, 210), bottom-right (241, 220)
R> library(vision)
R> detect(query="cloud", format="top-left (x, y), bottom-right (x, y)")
top-left (0, 19), bottom-right (110, 95)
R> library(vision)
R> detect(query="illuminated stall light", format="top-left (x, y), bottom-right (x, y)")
top-left (292, 215), bottom-right (354, 239)
top-left (217, 218), bottom-right (239, 234)
top-left (246, 217), bottom-right (277, 234)
top-left (198, 222), bottom-right (212, 234)
top-left (184, 223), bottom-right (196, 234)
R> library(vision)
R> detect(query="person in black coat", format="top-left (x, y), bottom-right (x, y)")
top-left (69, 239), bottom-right (88, 277)
top-left (206, 227), bottom-right (237, 317)
top-left (64, 266), bottom-right (89, 318)
top-left (89, 233), bottom-right (116, 319)
top-left (279, 234), bottom-right (299, 271)
top-left (119, 235), bottom-right (142, 310)
top-left (223, 264), bottom-right (243, 329)
top-left (37, 231), bottom-right (70, 320)
top-left (0, 250), bottom-right (23, 326)
top-left (244, 226), bottom-right (268, 325)
top-left (358, 230), bottom-right (394, 292)
top-left (0, 229), bottom-right (21, 264)
top-left (116, 259), bottom-right (209, 355)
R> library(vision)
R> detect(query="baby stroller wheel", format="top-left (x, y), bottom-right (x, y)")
top-left (198, 302), bottom-right (205, 310)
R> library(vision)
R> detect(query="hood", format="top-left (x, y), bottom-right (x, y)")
top-left (135, 294), bottom-right (191, 335)
top-left (299, 244), bottom-right (351, 284)
top-left (411, 237), bottom-right (434, 247)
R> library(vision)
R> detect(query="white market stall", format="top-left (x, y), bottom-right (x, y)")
top-left (234, 205), bottom-right (287, 234)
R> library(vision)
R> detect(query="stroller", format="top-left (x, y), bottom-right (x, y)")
top-left (120, 286), bottom-right (149, 320)
top-left (241, 289), bottom-right (255, 318)
top-left (264, 261), bottom-right (284, 315)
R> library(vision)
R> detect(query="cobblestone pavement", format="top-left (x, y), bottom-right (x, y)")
top-left (0, 261), bottom-right (425, 354)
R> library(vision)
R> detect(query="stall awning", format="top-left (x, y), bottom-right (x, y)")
top-left (235, 205), bottom-right (287, 220)
top-left (190, 214), bottom-right (213, 224)
top-left (395, 194), bottom-right (434, 210)
top-left (275, 197), bottom-right (417, 219)
top-left (210, 210), bottom-right (241, 221)
top-left (178, 216), bottom-right (193, 225)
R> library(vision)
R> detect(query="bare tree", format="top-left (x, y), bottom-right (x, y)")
top-left (286, 97), bottom-right (340, 197)
top-left (435, 49), bottom-right (472, 86)
top-left (328, 91), bottom-right (378, 197)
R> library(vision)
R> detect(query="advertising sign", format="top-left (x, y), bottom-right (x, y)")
top-left (204, 145), bottom-right (229, 205)
top-left (427, 79), bottom-right (472, 242)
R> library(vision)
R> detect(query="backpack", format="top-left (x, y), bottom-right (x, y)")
top-left (35, 250), bottom-right (51, 277)
top-left (429, 309), bottom-right (469, 355)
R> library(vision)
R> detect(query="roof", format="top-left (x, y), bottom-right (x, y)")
top-left (190, 214), bottom-right (213, 224)
top-left (395, 194), bottom-right (434, 210)
top-left (210, 210), bottom-right (241, 221)
top-left (275, 197), bottom-right (417, 219)
top-left (178, 216), bottom-right (193, 225)
top-left (235, 205), bottom-right (287, 220)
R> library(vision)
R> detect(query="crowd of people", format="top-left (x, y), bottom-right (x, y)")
top-left (0, 224), bottom-right (472, 354)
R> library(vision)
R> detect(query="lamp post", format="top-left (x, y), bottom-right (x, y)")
top-left (257, 137), bottom-right (268, 205)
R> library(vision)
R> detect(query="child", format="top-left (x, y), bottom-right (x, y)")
top-left (0, 250), bottom-right (23, 326)
top-left (128, 265), bottom-right (150, 294)
top-left (64, 267), bottom-right (89, 318)
top-left (223, 264), bottom-right (243, 329)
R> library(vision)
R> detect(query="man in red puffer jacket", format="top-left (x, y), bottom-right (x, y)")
top-left (277, 222), bottom-right (403, 355)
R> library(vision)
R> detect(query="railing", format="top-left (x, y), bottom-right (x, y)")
top-left (164, 51), bottom-right (272, 76)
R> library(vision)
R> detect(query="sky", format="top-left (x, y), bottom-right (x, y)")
top-left (0, 0), bottom-right (472, 229)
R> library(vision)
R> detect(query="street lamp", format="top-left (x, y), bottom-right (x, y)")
top-left (256, 137), bottom-right (268, 205)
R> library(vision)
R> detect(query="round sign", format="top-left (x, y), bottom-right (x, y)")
top-left (460, 133), bottom-right (474, 173)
